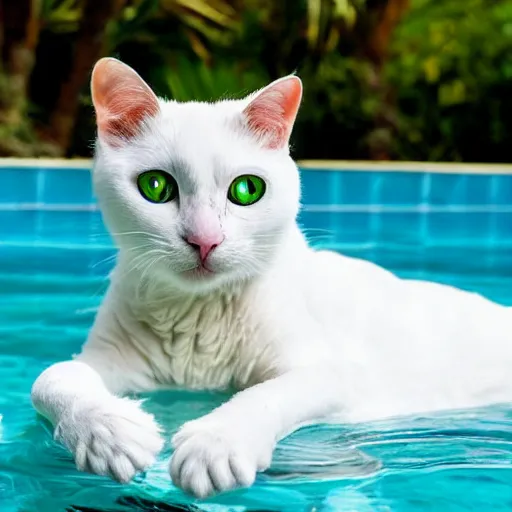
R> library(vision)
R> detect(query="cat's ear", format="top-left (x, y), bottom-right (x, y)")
top-left (242, 75), bottom-right (302, 150)
top-left (91, 57), bottom-right (159, 144)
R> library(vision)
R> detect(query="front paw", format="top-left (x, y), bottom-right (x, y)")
top-left (56, 397), bottom-right (164, 483)
top-left (170, 417), bottom-right (273, 499)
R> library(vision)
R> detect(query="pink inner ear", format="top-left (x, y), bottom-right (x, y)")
top-left (91, 58), bottom-right (159, 142)
top-left (243, 77), bottom-right (302, 150)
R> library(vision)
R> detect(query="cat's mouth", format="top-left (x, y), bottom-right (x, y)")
top-left (182, 264), bottom-right (215, 279)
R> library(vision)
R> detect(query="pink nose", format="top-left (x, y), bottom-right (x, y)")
top-left (186, 233), bottom-right (224, 263)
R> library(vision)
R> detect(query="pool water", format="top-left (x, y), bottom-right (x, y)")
top-left (1, 162), bottom-right (512, 511)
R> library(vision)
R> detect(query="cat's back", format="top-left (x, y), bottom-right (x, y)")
top-left (302, 248), bottom-right (512, 345)
top-left (289, 249), bottom-right (512, 419)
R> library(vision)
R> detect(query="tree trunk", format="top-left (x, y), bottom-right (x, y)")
top-left (357, 0), bottom-right (410, 160)
top-left (47, 0), bottom-right (124, 155)
top-left (365, 0), bottom-right (410, 68)
top-left (0, 0), bottom-right (40, 126)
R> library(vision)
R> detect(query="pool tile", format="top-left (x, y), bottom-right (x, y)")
top-left (428, 174), bottom-right (466, 205)
top-left (88, 211), bottom-right (109, 240)
top-left (338, 171), bottom-right (375, 205)
top-left (1, 166), bottom-right (511, 264)
top-left (427, 212), bottom-right (492, 242)
top-left (0, 210), bottom-right (37, 240)
top-left (38, 210), bottom-right (94, 242)
top-left (465, 174), bottom-right (492, 204)
top-left (300, 170), bottom-right (337, 205)
top-left (375, 172), bottom-right (423, 205)
top-left (423, 246), bottom-right (491, 274)
top-left (376, 211), bottom-right (423, 243)
top-left (300, 211), bottom-right (372, 244)
top-left (428, 174), bottom-right (491, 205)
top-left (41, 168), bottom-right (93, 204)
top-left (298, 210), bottom-right (331, 229)
top-left (373, 246), bottom-right (425, 272)
top-left (491, 175), bottom-right (512, 204)
top-left (331, 212), bottom-right (372, 243)
top-left (0, 167), bottom-right (39, 203)
top-left (494, 212), bottom-right (512, 241)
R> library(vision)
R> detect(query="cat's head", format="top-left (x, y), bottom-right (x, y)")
top-left (91, 58), bottom-right (302, 294)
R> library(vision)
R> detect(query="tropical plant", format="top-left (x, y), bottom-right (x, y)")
top-left (0, 0), bottom-right (509, 161)
top-left (388, 0), bottom-right (512, 161)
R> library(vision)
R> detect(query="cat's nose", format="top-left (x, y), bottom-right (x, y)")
top-left (185, 233), bottom-right (224, 263)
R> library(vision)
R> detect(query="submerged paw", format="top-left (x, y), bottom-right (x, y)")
top-left (170, 420), bottom-right (267, 498)
top-left (58, 397), bottom-right (164, 482)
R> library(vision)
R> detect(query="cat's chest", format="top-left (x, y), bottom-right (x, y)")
top-left (135, 291), bottom-right (266, 390)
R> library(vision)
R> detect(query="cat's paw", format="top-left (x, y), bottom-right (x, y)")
top-left (170, 416), bottom-right (273, 498)
top-left (55, 397), bottom-right (164, 483)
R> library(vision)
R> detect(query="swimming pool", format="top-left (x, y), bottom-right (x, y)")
top-left (1, 160), bottom-right (512, 511)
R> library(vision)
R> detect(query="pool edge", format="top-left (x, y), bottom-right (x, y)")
top-left (0, 158), bottom-right (511, 175)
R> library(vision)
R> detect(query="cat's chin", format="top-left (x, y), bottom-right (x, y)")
top-left (173, 265), bottom-right (232, 294)
top-left (170, 263), bottom-right (255, 295)
top-left (182, 265), bottom-right (215, 279)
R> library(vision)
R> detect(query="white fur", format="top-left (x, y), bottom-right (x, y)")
top-left (32, 65), bottom-right (512, 499)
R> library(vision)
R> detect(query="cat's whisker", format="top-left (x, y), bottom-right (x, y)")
top-left (97, 231), bottom-right (171, 247)
top-left (88, 233), bottom-right (114, 240)
top-left (247, 246), bottom-right (279, 256)
top-left (304, 233), bottom-right (334, 239)
top-left (90, 253), bottom-right (118, 269)
top-left (118, 239), bottom-right (171, 250)
top-left (109, 231), bottom-right (169, 240)
top-left (136, 254), bottom-right (167, 302)
top-left (300, 227), bottom-right (334, 234)
top-left (92, 243), bottom-right (171, 270)
top-left (119, 249), bottom-right (168, 279)
top-left (305, 235), bottom-right (334, 244)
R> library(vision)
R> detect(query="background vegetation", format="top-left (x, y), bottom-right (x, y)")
top-left (0, 0), bottom-right (510, 162)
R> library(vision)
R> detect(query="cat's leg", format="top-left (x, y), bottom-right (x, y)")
top-left (169, 365), bottom-right (343, 498)
top-left (32, 356), bottom-right (164, 482)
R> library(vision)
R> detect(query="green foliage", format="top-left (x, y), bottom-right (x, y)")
top-left (28, 0), bottom-right (512, 161)
top-left (157, 57), bottom-right (269, 102)
top-left (388, 0), bottom-right (512, 161)
top-left (41, 0), bottom-right (82, 33)
top-left (0, 70), bottom-right (59, 157)
top-left (101, 0), bottom-right (374, 161)
top-left (293, 54), bottom-right (378, 159)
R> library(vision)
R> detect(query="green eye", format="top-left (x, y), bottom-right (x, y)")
top-left (137, 170), bottom-right (177, 203)
top-left (228, 175), bottom-right (266, 206)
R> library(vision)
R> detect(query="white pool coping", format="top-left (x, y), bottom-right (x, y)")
top-left (300, 160), bottom-right (512, 174)
top-left (0, 157), bottom-right (511, 174)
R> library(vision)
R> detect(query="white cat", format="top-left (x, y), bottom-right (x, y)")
top-left (31, 57), bottom-right (512, 499)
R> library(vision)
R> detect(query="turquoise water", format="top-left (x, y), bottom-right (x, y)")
top-left (1, 163), bottom-right (512, 511)
top-left (1, 246), bottom-right (512, 512)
